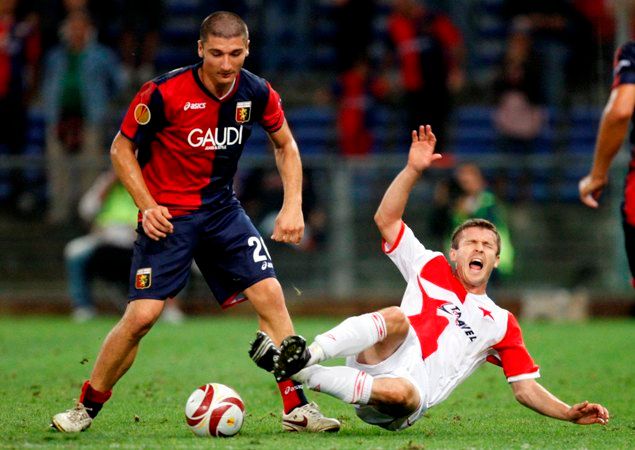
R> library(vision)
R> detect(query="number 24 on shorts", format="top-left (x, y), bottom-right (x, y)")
top-left (248, 236), bottom-right (273, 270)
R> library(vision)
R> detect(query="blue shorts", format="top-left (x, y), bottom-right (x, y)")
top-left (128, 202), bottom-right (276, 308)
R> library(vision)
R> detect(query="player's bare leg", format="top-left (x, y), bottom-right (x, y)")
top-left (245, 278), bottom-right (340, 432)
top-left (244, 278), bottom-right (294, 346)
top-left (90, 299), bottom-right (165, 391)
top-left (51, 299), bottom-right (165, 432)
top-left (369, 377), bottom-right (420, 418)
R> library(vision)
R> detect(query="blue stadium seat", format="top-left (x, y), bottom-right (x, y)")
top-left (163, 0), bottom-right (199, 15)
top-left (26, 109), bottom-right (45, 146)
top-left (453, 106), bottom-right (493, 127)
top-left (287, 106), bottom-right (335, 126)
top-left (155, 47), bottom-right (195, 72)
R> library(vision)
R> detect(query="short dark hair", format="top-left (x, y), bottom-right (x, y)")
top-left (450, 218), bottom-right (501, 255)
top-left (200, 11), bottom-right (248, 43)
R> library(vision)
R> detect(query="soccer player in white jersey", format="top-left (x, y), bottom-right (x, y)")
top-left (272, 125), bottom-right (610, 431)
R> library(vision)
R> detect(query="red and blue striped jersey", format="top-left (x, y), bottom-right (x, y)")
top-left (120, 63), bottom-right (285, 216)
top-left (612, 42), bottom-right (635, 152)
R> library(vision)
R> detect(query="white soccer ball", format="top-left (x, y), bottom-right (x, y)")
top-left (184, 383), bottom-right (245, 437)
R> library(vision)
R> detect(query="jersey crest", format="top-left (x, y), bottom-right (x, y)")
top-left (235, 101), bottom-right (252, 123)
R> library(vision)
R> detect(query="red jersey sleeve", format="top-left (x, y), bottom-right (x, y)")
top-left (120, 81), bottom-right (164, 143)
top-left (259, 82), bottom-right (285, 133)
top-left (488, 312), bottom-right (540, 382)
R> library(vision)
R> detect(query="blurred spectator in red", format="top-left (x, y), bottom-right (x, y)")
top-left (386, 0), bottom-right (464, 150)
top-left (336, 56), bottom-right (388, 157)
top-left (0, 0), bottom-right (40, 213)
top-left (119, 0), bottom-right (164, 87)
top-left (42, 10), bottom-right (124, 224)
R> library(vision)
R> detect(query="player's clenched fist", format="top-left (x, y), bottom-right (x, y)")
top-left (142, 206), bottom-right (174, 240)
top-left (272, 207), bottom-right (304, 244)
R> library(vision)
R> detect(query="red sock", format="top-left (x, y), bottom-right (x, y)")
top-left (79, 380), bottom-right (112, 418)
top-left (277, 379), bottom-right (308, 414)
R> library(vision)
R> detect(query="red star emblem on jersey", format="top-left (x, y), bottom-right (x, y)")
top-left (479, 306), bottom-right (494, 320)
top-left (408, 278), bottom-right (453, 359)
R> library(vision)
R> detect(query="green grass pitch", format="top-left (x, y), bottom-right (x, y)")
top-left (1, 315), bottom-right (633, 449)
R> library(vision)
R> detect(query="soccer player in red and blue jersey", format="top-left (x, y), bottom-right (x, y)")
top-left (579, 41), bottom-right (635, 288)
top-left (51, 11), bottom-right (340, 433)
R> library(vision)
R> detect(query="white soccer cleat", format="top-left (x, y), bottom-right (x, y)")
top-left (282, 402), bottom-right (340, 433)
top-left (50, 404), bottom-right (92, 432)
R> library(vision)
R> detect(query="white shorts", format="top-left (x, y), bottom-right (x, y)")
top-left (346, 326), bottom-right (428, 431)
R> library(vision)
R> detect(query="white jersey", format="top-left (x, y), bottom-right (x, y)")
top-left (384, 222), bottom-right (540, 409)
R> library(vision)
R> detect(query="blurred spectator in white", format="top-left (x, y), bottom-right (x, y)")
top-left (42, 9), bottom-right (124, 224)
top-left (386, 0), bottom-right (464, 151)
top-left (0, 0), bottom-right (41, 213)
top-left (65, 171), bottom-right (184, 322)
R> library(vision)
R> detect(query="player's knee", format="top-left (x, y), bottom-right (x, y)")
top-left (389, 383), bottom-right (417, 409)
top-left (247, 278), bottom-right (286, 310)
top-left (122, 303), bottom-right (162, 338)
top-left (380, 306), bottom-right (409, 337)
top-left (375, 379), bottom-right (419, 413)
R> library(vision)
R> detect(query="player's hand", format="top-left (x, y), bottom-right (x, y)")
top-left (142, 205), bottom-right (174, 241)
top-left (578, 174), bottom-right (608, 208)
top-left (407, 125), bottom-right (442, 174)
top-left (272, 206), bottom-right (304, 245)
top-left (566, 401), bottom-right (610, 425)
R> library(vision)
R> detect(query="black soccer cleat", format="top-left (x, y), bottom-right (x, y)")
top-left (248, 330), bottom-right (280, 373)
top-left (273, 335), bottom-right (311, 381)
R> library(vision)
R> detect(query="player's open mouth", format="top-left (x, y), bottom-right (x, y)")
top-left (469, 259), bottom-right (483, 270)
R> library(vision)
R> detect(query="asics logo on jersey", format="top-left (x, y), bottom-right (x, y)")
top-left (187, 126), bottom-right (244, 150)
top-left (184, 101), bottom-right (207, 111)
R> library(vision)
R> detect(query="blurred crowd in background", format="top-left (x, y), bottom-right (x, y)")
top-left (0, 0), bottom-right (630, 314)
top-left (0, 0), bottom-right (620, 217)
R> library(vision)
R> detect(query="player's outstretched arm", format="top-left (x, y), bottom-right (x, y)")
top-left (511, 379), bottom-right (609, 425)
top-left (268, 120), bottom-right (304, 245)
top-left (374, 125), bottom-right (442, 245)
top-left (579, 84), bottom-right (635, 208)
top-left (110, 132), bottom-right (173, 241)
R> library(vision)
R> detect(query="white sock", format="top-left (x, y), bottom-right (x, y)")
top-left (308, 312), bottom-right (387, 365)
top-left (293, 365), bottom-right (373, 405)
